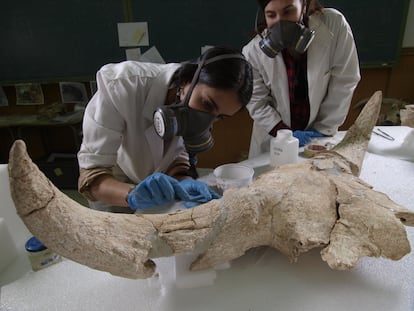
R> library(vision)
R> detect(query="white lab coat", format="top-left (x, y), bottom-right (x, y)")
top-left (242, 8), bottom-right (361, 158)
top-left (78, 61), bottom-right (189, 185)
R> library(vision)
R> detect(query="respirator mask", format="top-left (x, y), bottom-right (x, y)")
top-left (153, 53), bottom-right (246, 154)
top-left (259, 20), bottom-right (315, 58)
top-left (153, 103), bottom-right (215, 154)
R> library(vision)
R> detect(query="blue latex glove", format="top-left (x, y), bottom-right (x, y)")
top-left (179, 179), bottom-right (221, 208)
top-left (292, 130), bottom-right (324, 147)
top-left (127, 173), bottom-right (190, 210)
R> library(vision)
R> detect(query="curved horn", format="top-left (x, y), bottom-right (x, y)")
top-left (330, 90), bottom-right (382, 175)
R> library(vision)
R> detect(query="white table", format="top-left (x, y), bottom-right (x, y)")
top-left (1, 130), bottom-right (414, 311)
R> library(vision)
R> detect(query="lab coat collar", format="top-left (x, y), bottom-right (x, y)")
top-left (142, 63), bottom-right (181, 121)
top-left (307, 12), bottom-right (334, 112)
top-left (307, 12), bottom-right (334, 66)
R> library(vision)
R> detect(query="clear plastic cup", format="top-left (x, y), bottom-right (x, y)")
top-left (213, 163), bottom-right (254, 193)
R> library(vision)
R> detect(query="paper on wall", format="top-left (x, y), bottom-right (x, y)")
top-left (117, 22), bottom-right (149, 47)
top-left (125, 48), bottom-right (141, 61)
top-left (139, 46), bottom-right (165, 64)
top-left (15, 83), bottom-right (44, 105)
top-left (59, 82), bottom-right (88, 104)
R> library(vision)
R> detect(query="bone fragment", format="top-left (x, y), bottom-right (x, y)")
top-left (8, 91), bottom-right (414, 278)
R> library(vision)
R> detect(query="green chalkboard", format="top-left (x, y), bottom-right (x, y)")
top-left (0, 0), bottom-right (127, 84)
top-left (0, 0), bottom-right (409, 83)
top-left (130, 1), bottom-right (257, 63)
top-left (322, 0), bottom-right (410, 67)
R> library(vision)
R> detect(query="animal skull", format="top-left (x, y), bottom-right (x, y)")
top-left (8, 91), bottom-right (414, 279)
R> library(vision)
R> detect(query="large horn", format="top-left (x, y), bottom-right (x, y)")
top-left (8, 91), bottom-right (414, 278)
top-left (330, 90), bottom-right (382, 175)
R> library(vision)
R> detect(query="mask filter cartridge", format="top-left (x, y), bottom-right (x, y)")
top-left (153, 104), bottom-right (216, 154)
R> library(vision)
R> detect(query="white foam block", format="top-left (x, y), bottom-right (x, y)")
top-left (0, 218), bottom-right (19, 273)
top-left (173, 253), bottom-right (217, 289)
top-left (1, 153), bottom-right (413, 311)
top-left (0, 164), bottom-right (31, 249)
top-left (368, 126), bottom-right (414, 161)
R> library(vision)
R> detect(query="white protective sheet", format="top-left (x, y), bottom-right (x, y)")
top-left (1, 138), bottom-right (414, 311)
top-left (368, 126), bottom-right (414, 161)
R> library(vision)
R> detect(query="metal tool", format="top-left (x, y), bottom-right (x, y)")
top-left (373, 128), bottom-right (395, 141)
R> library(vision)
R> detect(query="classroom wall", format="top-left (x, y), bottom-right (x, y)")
top-left (1, 4), bottom-right (414, 168)
top-left (1, 52), bottom-right (413, 168)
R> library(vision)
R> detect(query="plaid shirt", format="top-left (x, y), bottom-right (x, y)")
top-left (269, 50), bottom-right (310, 136)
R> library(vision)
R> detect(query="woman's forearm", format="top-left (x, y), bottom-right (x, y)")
top-left (89, 174), bottom-right (134, 208)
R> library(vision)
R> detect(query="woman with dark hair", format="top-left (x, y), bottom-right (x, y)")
top-left (77, 46), bottom-right (253, 213)
top-left (243, 0), bottom-right (360, 157)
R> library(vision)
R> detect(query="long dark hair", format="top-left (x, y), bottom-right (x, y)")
top-left (257, 0), bottom-right (323, 12)
top-left (170, 46), bottom-right (253, 107)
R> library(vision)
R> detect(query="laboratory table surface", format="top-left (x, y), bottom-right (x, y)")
top-left (0, 128), bottom-right (413, 311)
